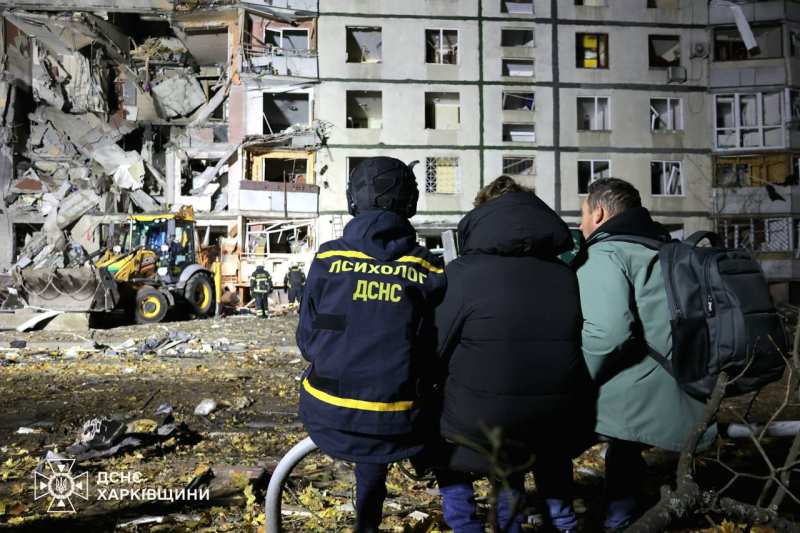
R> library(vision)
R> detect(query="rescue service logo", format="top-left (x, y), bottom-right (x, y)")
top-left (33, 458), bottom-right (89, 513)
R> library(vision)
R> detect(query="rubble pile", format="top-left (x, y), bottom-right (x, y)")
top-left (0, 1), bottom-right (326, 326)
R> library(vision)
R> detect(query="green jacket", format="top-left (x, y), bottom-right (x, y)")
top-left (576, 221), bottom-right (717, 452)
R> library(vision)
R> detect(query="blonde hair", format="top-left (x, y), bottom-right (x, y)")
top-left (473, 175), bottom-right (532, 206)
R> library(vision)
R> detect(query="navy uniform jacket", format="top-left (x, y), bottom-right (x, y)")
top-left (250, 268), bottom-right (272, 293)
top-left (284, 267), bottom-right (306, 289)
top-left (297, 210), bottom-right (446, 463)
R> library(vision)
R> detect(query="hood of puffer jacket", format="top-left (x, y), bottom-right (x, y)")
top-left (341, 210), bottom-right (417, 261)
top-left (458, 192), bottom-right (574, 258)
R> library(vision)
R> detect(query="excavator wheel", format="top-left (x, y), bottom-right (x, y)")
top-left (135, 288), bottom-right (168, 324)
top-left (185, 274), bottom-right (214, 318)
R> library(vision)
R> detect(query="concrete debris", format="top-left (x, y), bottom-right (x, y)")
top-left (151, 71), bottom-right (207, 118)
top-left (55, 190), bottom-right (101, 229)
top-left (194, 399), bottom-right (217, 416)
top-left (0, 0), bottom-right (323, 307)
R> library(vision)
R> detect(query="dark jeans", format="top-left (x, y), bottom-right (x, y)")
top-left (354, 462), bottom-right (389, 533)
top-left (436, 455), bottom-right (577, 533)
top-left (254, 293), bottom-right (268, 317)
top-left (603, 439), bottom-right (650, 529)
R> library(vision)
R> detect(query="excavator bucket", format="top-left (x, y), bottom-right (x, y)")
top-left (14, 267), bottom-right (119, 312)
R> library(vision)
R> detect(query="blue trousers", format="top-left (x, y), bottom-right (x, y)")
top-left (603, 439), bottom-right (649, 529)
top-left (354, 462), bottom-right (389, 533)
top-left (436, 455), bottom-right (578, 533)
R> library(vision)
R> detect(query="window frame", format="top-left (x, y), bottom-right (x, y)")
top-left (502, 156), bottom-right (536, 176)
top-left (425, 156), bottom-right (462, 195)
top-left (577, 159), bottom-right (612, 195)
top-left (265, 27), bottom-right (310, 55)
top-left (713, 92), bottom-right (786, 150)
top-left (651, 160), bottom-right (685, 197)
top-left (425, 28), bottom-right (460, 65)
top-left (576, 32), bottom-right (609, 69)
top-left (713, 24), bottom-right (783, 62)
top-left (502, 91), bottom-right (535, 111)
top-left (650, 97), bottom-right (684, 132)
top-left (576, 96), bottom-right (610, 131)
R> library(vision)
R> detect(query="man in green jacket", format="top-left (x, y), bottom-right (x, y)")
top-left (574, 178), bottom-right (717, 530)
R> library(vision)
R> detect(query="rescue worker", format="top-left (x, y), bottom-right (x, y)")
top-left (250, 264), bottom-right (272, 318)
top-left (284, 263), bottom-right (306, 311)
top-left (296, 157), bottom-right (446, 533)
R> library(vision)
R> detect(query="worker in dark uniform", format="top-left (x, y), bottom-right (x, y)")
top-left (283, 263), bottom-right (306, 312)
top-left (250, 264), bottom-right (272, 318)
top-left (296, 157), bottom-right (446, 533)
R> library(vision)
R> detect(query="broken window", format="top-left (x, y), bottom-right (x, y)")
top-left (714, 154), bottom-right (798, 187)
top-left (651, 161), bottom-right (684, 196)
top-left (500, 0), bottom-right (533, 14)
top-left (12, 223), bottom-right (42, 263)
top-left (503, 92), bottom-right (534, 111)
top-left (502, 157), bottom-right (535, 176)
top-left (576, 33), bottom-right (609, 69)
top-left (648, 0), bottom-right (679, 7)
top-left (265, 28), bottom-right (310, 57)
top-left (790, 90), bottom-right (800, 121)
top-left (649, 35), bottom-right (680, 68)
top-left (791, 29), bottom-right (800, 57)
top-left (426, 157), bottom-right (461, 194)
top-left (575, 0), bottom-right (608, 5)
top-left (263, 92), bottom-right (311, 134)
top-left (650, 98), bottom-right (683, 131)
top-left (346, 91), bottom-right (383, 129)
top-left (714, 25), bottom-right (782, 61)
top-left (715, 92), bottom-right (784, 150)
top-left (577, 97), bottom-right (610, 131)
top-left (426, 29), bottom-right (459, 65)
top-left (501, 28), bottom-right (534, 47)
top-left (502, 59), bottom-right (534, 77)
top-left (578, 160), bottom-right (611, 194)
top-left (425, 92), bottom-right (461, 130)
top-left (346, 27), bottom-right (382, 63)
top-left (348, 157), bottom-right (369, 177)
top-left (721, 218), bottom-right (793, 253)
top-left (503, 123), bottom-right (535, 142)
top-left (261, 158), bottom-right (309, 183)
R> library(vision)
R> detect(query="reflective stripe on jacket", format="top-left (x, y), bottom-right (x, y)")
top-left (297, 211), bottom-right (446, 447)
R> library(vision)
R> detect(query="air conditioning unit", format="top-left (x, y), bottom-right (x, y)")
top-left (667, 66), bottom-right (687, 83)
top-left (690, 42), bottom-right (710, 59)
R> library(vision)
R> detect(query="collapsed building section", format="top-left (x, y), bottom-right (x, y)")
top-left (0, 0), bottom-right (324, 306)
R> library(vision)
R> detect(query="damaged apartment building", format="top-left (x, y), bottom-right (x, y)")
top-left (0, 0), bottom-right (324, 291)
top-left (2, 0), bottom-right (800, 302)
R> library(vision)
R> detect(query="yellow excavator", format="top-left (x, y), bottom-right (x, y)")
top-left (15, 207), bottom-right (215, 324)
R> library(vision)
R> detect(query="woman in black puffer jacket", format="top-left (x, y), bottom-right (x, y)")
top-left (432, 177), bottom-right (596, 533)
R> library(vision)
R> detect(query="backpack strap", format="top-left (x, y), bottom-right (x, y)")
top-left (646, 345), bottom-right (674, 377)
top-left (600, 234), bottom-right (675, 376)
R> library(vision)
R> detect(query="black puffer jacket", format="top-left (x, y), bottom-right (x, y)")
top-left (434, 192), bottom-right (596, 469)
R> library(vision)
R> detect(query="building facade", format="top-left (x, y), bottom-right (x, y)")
top-left (2, 0), bottom-right (800, 299)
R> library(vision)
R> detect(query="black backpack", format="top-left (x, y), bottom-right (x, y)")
top-left (606, 231), bottom-right (788, 400)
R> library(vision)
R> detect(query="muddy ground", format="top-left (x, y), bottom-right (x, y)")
top-left (0, 313), bottom-right (798, 532)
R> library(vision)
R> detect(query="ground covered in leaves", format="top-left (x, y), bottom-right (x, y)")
top-left (0, 313), bottom-right (797, 532)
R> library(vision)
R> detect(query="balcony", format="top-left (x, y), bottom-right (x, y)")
top-left (9, 0), bottom-right (170, 11)
top-left (239, 181), bottom-right (319, 215)
top-left (709, 2), bottom-right (791, 26)
top-left (712, 186), bottom-right (800, 215)
top-left (242, 44), bottom-right (318, 79)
